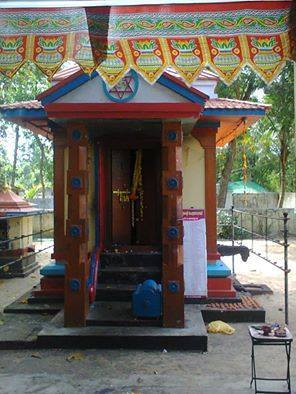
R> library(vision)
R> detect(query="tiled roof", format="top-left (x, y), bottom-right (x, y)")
top-left (205, 98), bottom-right (270, 110)
top-left (52, 63), bottom-right (81, 82)
top-left (165, 67), bottom-right (219, 81)
top-left (0, 189), bottom-right (37, 214)
top-left (0, 98), bottom-right (269, 112)
top-left (52, 63), bottom-right (219, 82)
top-left (0, 100), bottom-right (42, 110)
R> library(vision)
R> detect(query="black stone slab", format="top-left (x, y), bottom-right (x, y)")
top-left (233, 278), bottom-right (274, 295)
top-left (37, 305), bottom-right (208, 351)
top-left (87, 301), bottom-right (162, 327)
top-left (240, 283), bottom-right (273, 295)
top-left (185, 295), bottom-right (242, 304)
top-left (99, 266), bottom-right (161, 284)
top-left (0, 255), bottom-right (39, 278)
top-left (95, 283), bottom-right (136, 301)
top-left (28, 295), bottom-right (64, 304)
top-left (201, 307), bottom-right (266, 323)
top-left (4, 291), bottom-right (62, 314)
top-left (100, 252), bottom-right (162, 268)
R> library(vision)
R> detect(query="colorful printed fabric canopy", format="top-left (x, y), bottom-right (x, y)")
top-left (0, 1), bottom-right (295, 86)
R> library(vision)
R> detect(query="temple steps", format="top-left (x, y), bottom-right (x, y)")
top-left (100, 251), bottom-right (162, 268)
top-left (86, 301), bottom-right (162, 327)
top-left (95, 283), bottom-right (136, 301)
top-left (97, 248), bottom-right (162, 301)
top-left (99, 265), bottom-right (161, 284)
top-left (37, 306), bottom-right (208, 351)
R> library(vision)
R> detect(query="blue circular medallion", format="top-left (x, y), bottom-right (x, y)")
top-left (103, 70), bottom-right (139, 103)
top-left (72, 129), bottom-right (81, 141)
top-left (70, 279), bottom-right (81, 292)
top-left (168, 131), bottom-right (177, 141)
top-left (167, 177), bottom-right (179, 189)
top-left (70, 225), bottom-right (81, 237)
top-left (71, 177), bottom-right (82, 189)
top-left (168, 226), bottom-right (179, 238)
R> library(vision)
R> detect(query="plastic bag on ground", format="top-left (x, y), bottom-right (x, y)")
top-left (207, 320), bottom-right (235, 335)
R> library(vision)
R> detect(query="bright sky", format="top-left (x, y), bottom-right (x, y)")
top-left (1, 124), bottom-right (27, 163)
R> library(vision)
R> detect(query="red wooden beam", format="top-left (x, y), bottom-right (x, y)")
top-left (45, 103), bottom-right (203, 119)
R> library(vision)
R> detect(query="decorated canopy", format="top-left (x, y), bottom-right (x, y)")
top-left (0, 1), bottom-right (295, 86)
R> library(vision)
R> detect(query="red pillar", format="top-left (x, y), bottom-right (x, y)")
top-left (162, 121), bottom-right (184, 328)
top-left (193, 125), bottom-right (236, 298)
top-left (52, 129), bottom-right (66, 260)
top-left (64, 123), bottom-right (90, 327)
top-left (192, 126), bottom-right (220, 263)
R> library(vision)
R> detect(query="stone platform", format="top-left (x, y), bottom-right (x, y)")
top-left (87, 301), bottom-right (162, 327)
top-left (37, 305), bottom-right (208, 351)
top-left (201, 295), bottom-right (265, 323)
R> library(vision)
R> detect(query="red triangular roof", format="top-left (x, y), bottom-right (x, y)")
top-left (0, 189), bottom-right (37, 214)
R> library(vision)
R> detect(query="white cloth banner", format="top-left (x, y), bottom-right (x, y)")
top-left (183, 209), bottom-right (207, 298)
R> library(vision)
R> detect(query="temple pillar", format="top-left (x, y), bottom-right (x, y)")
top-left (52, 127), bottom-right (66, 260)
top-left (162, 121), bottom-right (184, 328)
top-left (192, 122), bottom-right (236, 298)
top-left (64, 123), bottom-right (90, 327)
top-left (192, 123), bottom-right (220, 263)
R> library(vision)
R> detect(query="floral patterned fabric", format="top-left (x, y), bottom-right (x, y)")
top-left (0, 2), bottom-right (294, 86)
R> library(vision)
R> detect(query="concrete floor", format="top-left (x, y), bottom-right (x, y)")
top-left (0, 239), bottom-right (295, 393)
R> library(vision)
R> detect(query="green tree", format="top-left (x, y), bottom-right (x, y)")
top-left (256, 63), bottom-right (295, 205)
top-left (0, 62), bottom-right (51, 196)
top-left (216, 69), bottom-right (264, 207)
top-left (216, 64), bottom-right (295, 207)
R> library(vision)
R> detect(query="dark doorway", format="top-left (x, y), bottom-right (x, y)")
top-left (110, 147), bottom-right (161, 246)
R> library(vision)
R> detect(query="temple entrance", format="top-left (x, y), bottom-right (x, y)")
top-left (109, 147), bottom-right (162, 247)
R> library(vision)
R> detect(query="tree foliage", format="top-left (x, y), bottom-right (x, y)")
top-left (216, 63), bottom-right (295, 207)
top-left (0, 62), bottom-right (52, 196)
top-left (216, 68), bottom-right (265, 207)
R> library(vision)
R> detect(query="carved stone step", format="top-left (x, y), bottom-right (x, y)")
top-left (100, 252), bottom-right (162, 268)
top-left (99, 266), bottom-right (161, 284)
top-left (87, 301), bottom-right (162, 327)
top-left (95, 283), bottom-right (136, 301)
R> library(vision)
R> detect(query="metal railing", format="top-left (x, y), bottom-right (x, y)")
top-left (218, 207), bottom-right (290, 325)
top-left (0, 210), bottom-right (53, 274)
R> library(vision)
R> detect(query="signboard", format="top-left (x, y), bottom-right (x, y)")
top-left (183, 208), bottom-right (207, 298)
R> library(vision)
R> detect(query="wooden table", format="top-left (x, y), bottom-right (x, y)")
top-left (248, 325), bottom-right (293, 394)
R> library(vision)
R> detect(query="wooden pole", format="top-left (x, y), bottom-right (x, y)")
top-left (52, 129), bottom-right (66, 260)
top-left (64, 123), bottom-right (89, 327)
top-left (162, 121), bottom-right (184, 328)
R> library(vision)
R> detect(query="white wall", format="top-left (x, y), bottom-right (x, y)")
top-left (192, 80), bottom-right (218, 98)
top-left (56, 75), bottom-right (188, 104)
top-left (182, 134), bottom-right (205, 209)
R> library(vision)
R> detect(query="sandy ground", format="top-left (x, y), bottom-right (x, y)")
top-left (0, 238), bottom-right (295, 394)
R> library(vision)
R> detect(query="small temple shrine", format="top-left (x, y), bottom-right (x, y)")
top-left (0, 188), bottom-right (39, 277)
top-left (0, 64), bottom-right (269, 330)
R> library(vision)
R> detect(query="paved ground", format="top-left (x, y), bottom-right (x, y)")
top-left (0, 239), bottom-right (295, 394)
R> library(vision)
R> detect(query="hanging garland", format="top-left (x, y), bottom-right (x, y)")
top-left (241, 118), bottom-right (248, 206)
top-left (0, 2), bottom-right (294, 85)
top-left (130, 149), bottom-right (144, 227)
